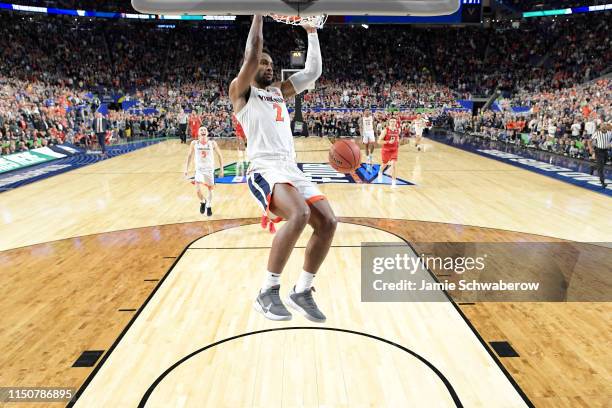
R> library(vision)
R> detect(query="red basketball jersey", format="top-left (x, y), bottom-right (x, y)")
top-left (189, 116), bottom-right (201, 139)
top-left (383, 127), bottom-right (400, 150)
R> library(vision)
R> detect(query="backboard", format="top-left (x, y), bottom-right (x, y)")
top-left (131, 0), bottom-right (461, 16)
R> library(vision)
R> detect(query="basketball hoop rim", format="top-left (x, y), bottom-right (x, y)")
top-left (267, 13), bottom-right (328, 29)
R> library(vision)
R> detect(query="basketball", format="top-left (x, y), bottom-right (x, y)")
top-left (329, 140), bottom-right (361, 173)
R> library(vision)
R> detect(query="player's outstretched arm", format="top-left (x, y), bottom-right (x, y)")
top-left (185, 141), bottom-right (194, 177)
top-left (229, 15), bottom-right (263, 109)
top-left (378, 129), bottom-right (387, 144)
top-left (213, 141), bottom-right (224, 177)
top-left (280, 25), bottom-right (322, 99)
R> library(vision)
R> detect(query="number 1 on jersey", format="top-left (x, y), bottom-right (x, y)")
top-left (273, 103), bottom-right (284, 122)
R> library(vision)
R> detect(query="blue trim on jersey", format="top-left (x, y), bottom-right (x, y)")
top-left (253, 173), bottom-right (271, 197)
top-left (247, 173), bottom-right (268, 210)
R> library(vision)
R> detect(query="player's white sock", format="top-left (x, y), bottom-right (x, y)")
top-left (207, 190), bottom-right (213, 207)
top-left (262, 271), bottom-right (281, 291)
top-left (295, 270), bottom-right (315, 293)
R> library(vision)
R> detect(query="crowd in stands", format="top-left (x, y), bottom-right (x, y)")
top-left (0, 10), bottom-right (610, 159)
top-left (4, 12), bottom-right (608, 92)
top-left (448, 15), bottom-right (609, 94)
top-left (303, 81), bottom-right (459, 110)
top-left (446, 78), bottom-right (610, 160)
top-left (0, 77), bottom-right (178, 155)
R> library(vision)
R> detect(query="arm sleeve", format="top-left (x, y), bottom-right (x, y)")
top-left (288, 33), bottom-right (322, 95)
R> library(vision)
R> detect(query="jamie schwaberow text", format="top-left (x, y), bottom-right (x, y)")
top-left (372, 280), bottom-right (541, 292)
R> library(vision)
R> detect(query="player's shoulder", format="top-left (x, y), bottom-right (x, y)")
top-left (267, 86), bottom-right (283, 97)
top-left (229, 77), bottom-right (241, 89)
top-left (230, 78), bottom-right (253, 95)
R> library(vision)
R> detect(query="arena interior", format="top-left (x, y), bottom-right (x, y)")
top-left (0, 0), bottom-right (610, 407)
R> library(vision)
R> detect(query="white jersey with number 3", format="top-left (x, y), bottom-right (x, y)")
top-left (235, 86), bottom-right (295, 163)
top-left (194, 140), bottom-right (215, 173)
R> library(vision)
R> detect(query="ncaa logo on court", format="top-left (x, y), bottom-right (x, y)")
top-left (214, 162), bottom-right (413, 186)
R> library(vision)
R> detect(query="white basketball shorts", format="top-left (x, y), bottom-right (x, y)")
top-left (362, 131), bottom-right (376, 144)
top-left (194, 169), bottom-right (215, 189)
top-left (247, 160), bottom-right (325, 222)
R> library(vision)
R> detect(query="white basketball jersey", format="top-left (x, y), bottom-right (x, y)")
top-left (235, 86), bottom-right (295, 162)
top-left (194, 140), bottom-right (214, 172)
top-left (362, 116), bottom-right (374, 133)
top-left (415, 119), bottom-right (426, 133)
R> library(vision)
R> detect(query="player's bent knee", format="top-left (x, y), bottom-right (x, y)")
top-left (291, 205), bottom-right (311, 226)
top-left (313, 213), bottom-right (337, 235)
top-left (325, 215), bottom-right (338, 234)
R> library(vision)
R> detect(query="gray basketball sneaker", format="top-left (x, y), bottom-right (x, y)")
top-left (286, 286), bottom-right (326, 323)
top-left (253, 285), bottom-right (292, 321)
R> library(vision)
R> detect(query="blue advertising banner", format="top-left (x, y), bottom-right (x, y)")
top-left (0, 140), bottom-right (164, 191)
top-left (428, 132), bottom-right (611, 197)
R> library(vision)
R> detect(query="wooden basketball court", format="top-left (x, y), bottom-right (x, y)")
top-left (1, 138), bottom-right (610, 407)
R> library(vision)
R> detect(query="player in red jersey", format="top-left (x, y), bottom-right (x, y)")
top-left (376, 117), bottom-right (400, 188)
top-left (188, 111), bottom-right (201, 140)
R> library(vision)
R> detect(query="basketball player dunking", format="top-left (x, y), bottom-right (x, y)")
top-left (185, 126), bottom-right (224, 216)
top-left (360, 109), bottom-right (375, 168)
top-left (230, 15), bottom-right (336, 322)
top-left (377, 117), bottom-right (400, 187)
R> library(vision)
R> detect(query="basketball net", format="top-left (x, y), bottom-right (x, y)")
top-left (268, 13), bottom-right (327, 29)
